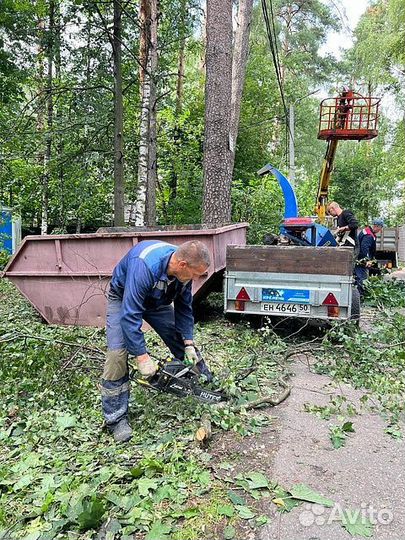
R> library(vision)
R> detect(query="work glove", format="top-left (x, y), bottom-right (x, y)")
top-left (184, 345), bottom-right (199, 366)
top-left (136, 354), bottom-right (157, 378)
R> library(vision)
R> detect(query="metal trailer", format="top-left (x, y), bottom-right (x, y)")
top-left (224, 245), bottom-right (358, 321)
top-left (375, 227), bottom-right (401, 267)
top-left (2, 223), bottom-right (247, 327)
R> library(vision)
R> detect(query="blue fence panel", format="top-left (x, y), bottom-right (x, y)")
top-left (0, 209), bottom-right (13, 254)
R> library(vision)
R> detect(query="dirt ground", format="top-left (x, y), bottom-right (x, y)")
top-left (209, 356), bottom-right (405, 540)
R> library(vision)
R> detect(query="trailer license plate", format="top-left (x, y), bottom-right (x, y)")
top-left (261, 303), bottom-right (311, 315)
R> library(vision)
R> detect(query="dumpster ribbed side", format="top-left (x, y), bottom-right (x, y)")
top-left (3, 224), bottom-right (247, 327)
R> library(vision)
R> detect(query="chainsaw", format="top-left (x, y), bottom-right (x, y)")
top-left (132, 354), bottom-right (227, 404)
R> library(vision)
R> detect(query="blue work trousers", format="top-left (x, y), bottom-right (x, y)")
top-left (101, 294), bottom-right (186, 426)
top-left (354, 265), bottom-right (368, 298)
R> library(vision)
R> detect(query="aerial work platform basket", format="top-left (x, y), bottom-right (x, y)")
top-left (318, 91), bottom-right (380, 141)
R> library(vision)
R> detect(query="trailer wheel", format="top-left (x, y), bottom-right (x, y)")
top-left (350, 287), bottom-right (361, 324)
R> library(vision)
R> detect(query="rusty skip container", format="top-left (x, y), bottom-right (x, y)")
top-left (2, 223), bottom-right (248, 327)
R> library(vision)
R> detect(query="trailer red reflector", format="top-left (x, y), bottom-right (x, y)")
top-left (322, 292), bottom-right (339, 306)
top-left (236, 287), bottom-right (250, 301)
top-left (234, 300), bottom-right (245, 311)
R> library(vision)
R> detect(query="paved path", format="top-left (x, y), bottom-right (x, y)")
top-left (259, 358), bottom-right (405, 540)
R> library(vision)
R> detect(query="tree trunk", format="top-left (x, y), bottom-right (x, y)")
top-left (42, 39), bottom-right (52, 236)
top-left (54, 0), bottom-right (65, 230)
top-left (202, 0), bottom-right (233, 227)
top-left (175, 0), bottom-right (187, 116)
top-left (132, 0), bottom-right (151, 225)
top-left (38, 2), bottom-right (55, 236)
top-left (133, 54), bottom-right (151, 226)
top-left (139, 0), bottom-right (151, 90)
top-left (229, 0), bottom-right (253, 176)
top-left (145, 0), bottom-right (158, 226)
top-left (113, 0), bottom-right (125, 226)
top-left (166, 0), bottom-right (187, 205)
top-left (133, 0), bottom-right (159, 226)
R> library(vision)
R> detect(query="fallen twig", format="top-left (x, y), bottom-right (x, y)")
top-left (234, 376), bottom-right (291, 411)
top-left (0, 332), bottom-right (104, 355)
top-left (195, 376), bottom-right (291, 446)
top-left (61, 329), bottom-right (101, 370)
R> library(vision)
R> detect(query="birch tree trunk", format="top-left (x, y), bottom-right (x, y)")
top-left (229, 0), bottom-right (254, 176)
top-left (133, 0), bottom-right (159, 226)
top-left (133, 51), bottom-right (151, 225)
top-left (113, 0), bottom-right (125, 226)
top-left (202, 0), bottom-right (233, 226)
top-left (132, 0), bottom-right (151, 225)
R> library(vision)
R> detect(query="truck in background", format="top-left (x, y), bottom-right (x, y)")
top-left (375, 227), bottom-right (403, 268)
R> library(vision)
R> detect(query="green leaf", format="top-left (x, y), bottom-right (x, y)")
top-left (384, 425), bottom-right (402, 439)
top-left (329, 425), bottom-right (347, 449)
top-left (217, 504), bottom-right (234, 517)
top-left (272, 486), bottom-right (301, 512)
top-left (137, 478), bottom-right (158, 497)
top-left (154, 484), bottom-right (176, 503)
top-left (341, 508), bottom-right (374, 537)
top-left (244, 471), bottom-right (269, 490)
top-left (14, 473), bottom-right (34, 491)
top-left (182, 507), bottom-right (200, 519)
top-left (56, 413), bottom-right (77, 431)
top-left (223, 525), bottom-right (236, 539)
top-left (235, 505), bottom-right (256, 519)
top-left (76, 497), bottom-right (105, 531)
top-left (126, 506), bottom-right (143, 522)
top-left (227, 489), bottom-right (246, 506)
top-left (342, 421), bottom-right (355, 433)
top-left (198, 470), bottom-right (211, 486)
top-left (331, 433), bottom-right (346, 448)
top-left (105, 518), bottom-right (121, 534)
top-left (290, 484), bottom-right (334, 507)
top-left (41, 491), bottom-right (55, 513)
top-left (255, 515), bottom-right (269, 526)
top-left (130, 465), bottom-right (144, 478)
top-left (37, 518), bottom-right (69, 539)
top-left (145, 521), bottom-right (172, 540)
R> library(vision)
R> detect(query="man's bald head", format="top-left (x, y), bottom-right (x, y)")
top-left (168, 241), bottom-right (211, 283)
top-left (175, 240), bottom-right (211, 268)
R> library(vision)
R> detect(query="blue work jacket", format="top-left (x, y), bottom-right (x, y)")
top-left (109, 240), bottom-right (194, 356)
top-left (357, 227), bottom-right (377, 261)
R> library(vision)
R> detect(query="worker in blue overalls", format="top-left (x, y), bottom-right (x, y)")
top-left (101, 240), bottom-right (211, 442)
top-left (355, 218), bottom-right (384, 298)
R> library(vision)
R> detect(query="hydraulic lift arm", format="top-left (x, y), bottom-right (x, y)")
top-left (315, 138), bottom-right (338, 222)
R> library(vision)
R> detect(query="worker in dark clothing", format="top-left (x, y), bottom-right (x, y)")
top-left (327, 201), bottom-right (359, 249)
top-left (355, 218), bottom-right (384, 298)
top-left (101, 239), bottom-right (211, 442)
top-left (335, 88), bottom-right (354, 129)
